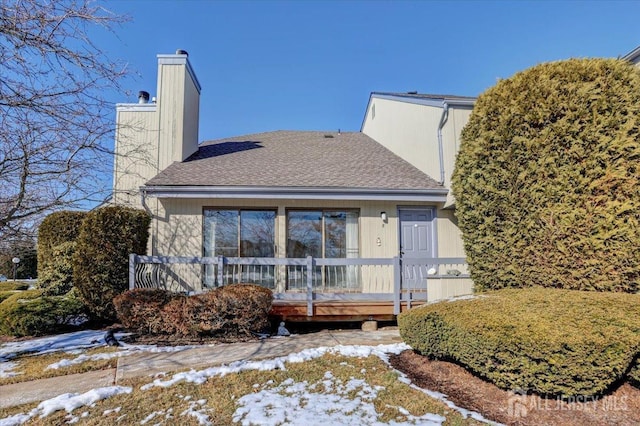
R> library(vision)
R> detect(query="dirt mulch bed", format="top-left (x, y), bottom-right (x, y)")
top-left (118, 332), bottom-right (258, 346)
top-left (391, 350), bottom-right (640, 426)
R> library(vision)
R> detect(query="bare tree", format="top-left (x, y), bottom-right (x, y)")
top-left (0, 0), bottom-right (129, 246)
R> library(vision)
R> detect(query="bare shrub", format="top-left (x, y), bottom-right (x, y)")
top-left (114, 284), bottom-right (273, 339)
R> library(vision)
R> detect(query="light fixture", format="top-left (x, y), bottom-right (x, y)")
top-left (380, 211), bottom-right (387, 222)
top-left (12, 257), bottom-right (20, 281)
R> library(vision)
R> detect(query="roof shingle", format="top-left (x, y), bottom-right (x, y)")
top-left (145, 130), bottom-right (442, 190)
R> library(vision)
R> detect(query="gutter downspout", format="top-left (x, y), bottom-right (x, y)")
top-left (139, 187), bottom-right (151, 214)
top-left (140, 187), bottom-right (157, 257)
top-left (436, 102), bottom-right (449, 185)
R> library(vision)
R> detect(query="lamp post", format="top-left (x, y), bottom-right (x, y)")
top-left (12, 257), bottom-right (20, 281)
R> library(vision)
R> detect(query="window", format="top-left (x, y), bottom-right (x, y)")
top-left (286, 210), bottom-right (359, 291)
top-left (203, 209), bottom-right (276, 288)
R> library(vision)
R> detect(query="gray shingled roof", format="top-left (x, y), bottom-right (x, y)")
top-left (145, 130), bottom-right (442, 190)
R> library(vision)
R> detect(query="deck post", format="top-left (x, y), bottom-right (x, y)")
top-left (217, 256), bottom-right (224, 287)
top-left (129, 254), bottom-right (136, 290)
top-left (306, 256), bottom-right (313, 316)
top-left (393, 256), bottom-right (401, 315)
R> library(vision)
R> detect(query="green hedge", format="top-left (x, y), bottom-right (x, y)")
top-left (37, 211), bottom-right (87, 279)
top-left (114, 284), bottom-right (273, 338)
top-left (73, 206), bottom-right (150, 321)
top-left (0, 282), bottom-right (29, 291)
top-left (38, 241), bottom-right (76, 296)
top-left (451, 59), bottom-right (640, 293)
top-left (0, 290), bottom-right (86, 337)
top-left (0, 291), bottom-right (20, 303)
top-left (398, 288), bottom-right (640, 397)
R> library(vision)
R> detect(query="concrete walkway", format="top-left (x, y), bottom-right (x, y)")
top-left (0, 328), bottom-right (402, 410)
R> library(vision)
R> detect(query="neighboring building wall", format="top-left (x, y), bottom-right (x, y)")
top-left (361, 95), bottom-right (473, 208)
top-left (362, 98), bottom-right (443, 187)
top-left (113, 52), bottom-right (200, 209)
top-left (439, 106), bottom-right (473, 206)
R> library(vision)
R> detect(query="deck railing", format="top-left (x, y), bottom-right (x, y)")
top-left (129, 255), bottom-right (470, 315)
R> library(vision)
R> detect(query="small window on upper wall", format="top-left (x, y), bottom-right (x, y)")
top-left (371, 103), bottom-right (376, 120)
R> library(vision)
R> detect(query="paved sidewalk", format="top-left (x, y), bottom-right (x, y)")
top-left (0, 369), bottom-right (117, 410)
top-left (0, 328), bottom-right (402, 410)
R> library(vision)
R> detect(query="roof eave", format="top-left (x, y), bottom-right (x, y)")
top-left (142, 185), bottom-right (448, 202)
top-left (622, 45), bottom-right (640, 63)
top-left (371, 93), bottom-right (475, 108)
top-left (360, 92), bottom-right (475, 131)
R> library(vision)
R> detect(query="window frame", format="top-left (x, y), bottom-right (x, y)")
top-left (202, 207), bottom-right (278, 289)
top-left (285, 208), bottom-right (360, 259)
top-left (285, 208), bottom-right (361, 292)
top-left (202, 207), bottom-right (278, 258)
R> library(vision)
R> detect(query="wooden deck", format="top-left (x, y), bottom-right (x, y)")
top-left (270, 299), bottom-right (426, 322)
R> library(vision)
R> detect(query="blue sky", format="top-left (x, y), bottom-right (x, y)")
top-left (100, 0), bottom-right (638, 142)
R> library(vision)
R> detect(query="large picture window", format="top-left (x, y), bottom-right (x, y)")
top-left (287, 210), bottom-right (359, 291)
top-left (203, 209), bottom-right (276, 288)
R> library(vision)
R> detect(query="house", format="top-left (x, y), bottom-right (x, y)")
top-left (623, 44), bottom-right (640, 66)
top-left (112, 50), bottom-right (474, 320)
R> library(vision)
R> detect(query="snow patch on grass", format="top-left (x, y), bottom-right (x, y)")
top-left (141, 343), bottom-right (410, 390)
top-left (232, 371), bottom-right (445, 426)
top-left (0, 386), bottom-right (131, 425)
top-left (0, 361), bottom-right (22, 378)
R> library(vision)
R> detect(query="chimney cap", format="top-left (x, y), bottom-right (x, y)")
top-left (138, 90), bottom-right (150, 104)
top-left (176, 49), bottom-right (189, 56)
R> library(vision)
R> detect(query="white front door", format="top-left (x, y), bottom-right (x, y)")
top-left (399, 208), bottom-right (435, 288)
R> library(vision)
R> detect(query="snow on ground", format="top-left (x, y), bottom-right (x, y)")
top-left (140, 343), bottom-right (498, 425)
top-left (0, 330), bottom-right (119, 361)
top-left (0, 329), bottom-right (198, 376)
top-left (141, 343), bottom-right (410, 389)
top-left (0, 332), bottom-right (498, 426)
top-left (0, 386), bottom-right (132, 426)
top-left (44, 342), bottom-right (196, 370)
top-left (0, 361), bottom-right (21, 379)
top-left (233, 373), bottom-right (446, 426)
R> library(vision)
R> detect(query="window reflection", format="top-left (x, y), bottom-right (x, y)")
top-left (286, 210), bottom-right (359, 291)
top-left (203, 209), bottom-right (276, 288)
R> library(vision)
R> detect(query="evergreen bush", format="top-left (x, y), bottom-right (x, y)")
top-left (0, 291), bottom-right (19, 303)
top-left (38, 242), bottom-right (76, 296)
top-left (0, 282), bottom-right (29, 291)
top-left (37, 211), bottom-right (86, 279)
top-left (73, 206), bottom-right (150, 321)
top-left (452, 59), bottom-right (640, 292)
top-left (398, 288), bottom-right (640, 397)
top-left (0, 290), bottom-right (86, 337)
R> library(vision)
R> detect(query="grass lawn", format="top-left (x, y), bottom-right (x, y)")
top-left (0, 353), bottom-right (488, 425)
top-left (0, 347), bottom-right (120, 385)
